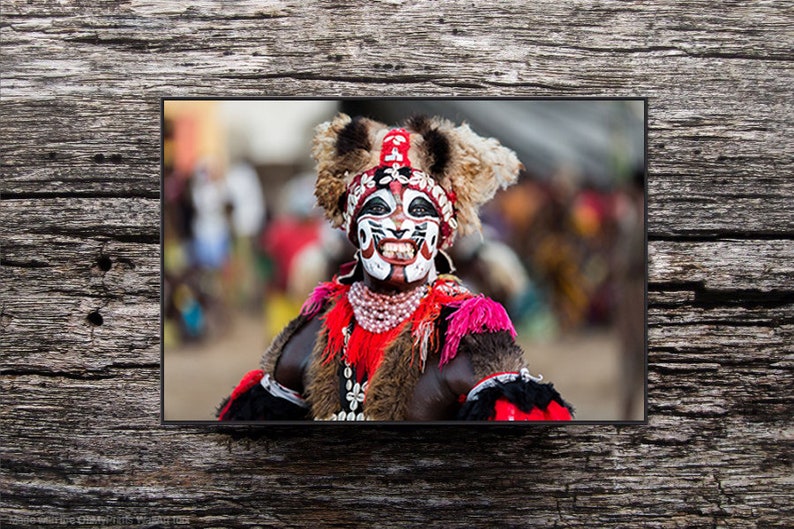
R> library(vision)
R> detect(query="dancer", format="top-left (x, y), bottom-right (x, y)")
top-left (218, 113), bottom-right (573, 421)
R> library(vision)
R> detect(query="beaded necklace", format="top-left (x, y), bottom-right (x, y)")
top-left (347, 281), bottom-right (427, 333)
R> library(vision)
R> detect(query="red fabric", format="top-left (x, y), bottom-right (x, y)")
top-left (491, 397), bottom-right (572, 421)
top-left (217, 369), bottom-right (264, 420)
top-left (543, 400), bottom-right (573, 420)
top-left (379, 129), bottom-right (412, 166)
top-left (493, 398), bottom-right (544, 420)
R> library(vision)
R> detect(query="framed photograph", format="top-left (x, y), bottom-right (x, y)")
top-left (161, 98), bottom-right (646, 424)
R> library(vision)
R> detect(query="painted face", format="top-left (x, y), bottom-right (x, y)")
top-left (355, 181), bottom-right (441, 286)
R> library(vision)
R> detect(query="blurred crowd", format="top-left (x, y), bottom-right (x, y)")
top-left (478, 169), bottom-right (645, 334)
top-left (164, 157), bottom-right (343, 347)
top-left (163, 138), bottom-right (644, 338)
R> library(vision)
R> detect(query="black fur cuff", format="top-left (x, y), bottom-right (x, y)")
top-left (217, 383), bottom-right (310, 421)
top-left (457, 374), bottom-right (574, 421)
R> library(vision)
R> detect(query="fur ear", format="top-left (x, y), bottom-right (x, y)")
top-left (337, 115), bottom-right (372, 156)
top-left (442, 123), bottom-right (523, 236)
top-left (406, 115), bottom-right (452, 180)
top-left (312, 113), bottom-right (386, 227)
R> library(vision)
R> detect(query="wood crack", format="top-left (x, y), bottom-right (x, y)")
top-left (216, 72), bottom-right (442, 85)
top-left (22, 228), bottom-right (160, 245)
top-left (649, 233), bottom-right (794, 242)
top-left (568, 44), bottom-right (793, 62)
top-left (649, 282), bottom-right (794, 310)
top-left (1, 362), bottom-right (159, 380)
top-left (2, 369), bottom-right (118, 381)
top-left (648, 318), bottom-right (794, 327)
top-left (2, 191), bottom-right (160, 200)
top-left (693, 288), bottom-right (794, 309)
top-left (1, 258), bottom-right (51, 268)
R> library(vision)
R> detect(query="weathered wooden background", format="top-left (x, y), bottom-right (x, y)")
top-left (2, 1), bottom-right (792, 527)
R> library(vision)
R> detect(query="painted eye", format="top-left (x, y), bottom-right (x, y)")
top-left (359, 197), bottom-right (390, 216)
top-left (408, 197), bottom-right (439, 218)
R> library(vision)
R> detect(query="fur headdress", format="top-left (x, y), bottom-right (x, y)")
top-left (312, 113), bottom-right (522, 249)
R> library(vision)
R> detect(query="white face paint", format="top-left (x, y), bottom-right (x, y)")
top-left (356, 184), bottom-right (441, 286)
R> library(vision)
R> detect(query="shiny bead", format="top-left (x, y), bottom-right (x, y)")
top-left (347, 281), bottom-right (427, 333)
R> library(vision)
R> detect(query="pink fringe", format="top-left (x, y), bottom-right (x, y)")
top-left (300, 282), bottom-right (337, 318)
top-left (439, 295), bottom-right (516, 368)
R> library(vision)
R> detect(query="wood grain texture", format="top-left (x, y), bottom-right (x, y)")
top-left (2, 1), bottom-right (792, 527)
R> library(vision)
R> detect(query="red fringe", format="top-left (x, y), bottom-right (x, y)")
top-left (321, 287), bottom-right (354, 363)
top-left (320, 287), bottom-right (406, 382)
top-left (408, 281), bottom-right (471, 368)
top-left (345, 324), bottom-right (405, 382)
top-left (320, 277), bottom-right (494, 380)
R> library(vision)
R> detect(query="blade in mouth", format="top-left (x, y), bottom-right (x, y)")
top-left (378, 240), bottom-right (417, 261)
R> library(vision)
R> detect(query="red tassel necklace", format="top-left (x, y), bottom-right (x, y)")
top-left (322, 282), bottom-right (427, 382)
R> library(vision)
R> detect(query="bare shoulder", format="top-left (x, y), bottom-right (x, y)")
top-left (273, 316), bottom-right (323, 394)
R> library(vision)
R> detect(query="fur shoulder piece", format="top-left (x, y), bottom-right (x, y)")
top-left (440, 295), bottom-right (517, 368)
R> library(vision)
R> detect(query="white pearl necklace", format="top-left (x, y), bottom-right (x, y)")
top-left (347, 281), bottom-right (426, 333)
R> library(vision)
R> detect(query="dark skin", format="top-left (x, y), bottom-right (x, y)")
top-left (273, 205), bottom-right (480, 419)
top-left (273, 317), bottom-right (478, 420)
top-left (273, 317), bottom-right (322, 396)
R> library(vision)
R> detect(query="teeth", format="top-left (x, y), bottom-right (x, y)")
top-left (380, 241), bottom-right (416, 260)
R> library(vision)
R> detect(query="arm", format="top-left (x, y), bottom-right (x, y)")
top-left (273, 317), bottom-right (323, 395)
top-left (217, 316), bottom-right (322, 421)
top-left (404, 351), bottom-right (477, 421)
top-left (456, 330), bottom-right (573, 421)
top-left (406, 330), bottom-right (573, 421)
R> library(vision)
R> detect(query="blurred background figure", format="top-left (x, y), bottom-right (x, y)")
top-left (260, 172), bottom-right (350, 338)
top-left (613, 167), bottom-right (646, 419)
top-left (223, 156), bottom-right (266, 311)
top-left (449, 228), bottom-right (555, 341)
top-left (162, 99), bottom-right (646, 422)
